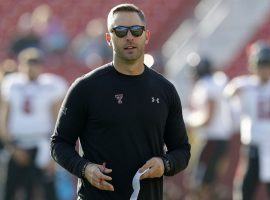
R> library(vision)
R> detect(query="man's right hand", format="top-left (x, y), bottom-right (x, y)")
top-left (85, 163), bottom-right (114, 191)
top-left (12, 148), bottom-right (30, 166)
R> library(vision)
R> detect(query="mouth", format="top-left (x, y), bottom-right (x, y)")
top-left (124, 46), bottom-right (137, 50)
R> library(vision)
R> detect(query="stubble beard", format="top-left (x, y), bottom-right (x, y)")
top-left (114, 46), bottom-right (144, 63)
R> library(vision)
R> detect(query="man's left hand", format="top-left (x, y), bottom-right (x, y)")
top-left (139, 157), bottom-right (164, 180)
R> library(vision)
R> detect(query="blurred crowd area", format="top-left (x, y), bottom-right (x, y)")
top-left (0, 0), bottom-right (195, 83)
top-left (0, 0), bottom-right (270, 200)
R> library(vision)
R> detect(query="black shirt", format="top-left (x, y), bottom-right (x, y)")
top-left (51, 63), bottom-right (190, 200)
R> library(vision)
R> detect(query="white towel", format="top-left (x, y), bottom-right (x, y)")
top-left (130, 168), bottom-right (150, 200)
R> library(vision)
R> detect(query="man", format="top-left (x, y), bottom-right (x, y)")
top-left (185, 53), bottom-right (232, 199)
top-left (51, 3), bottom-right (190, 200)
top-left (0, 58), bottom-right (17, 199)
top-left (225, 41), bottom-right (270, 200)
top-left (1, 47), bottom-right (67, 200)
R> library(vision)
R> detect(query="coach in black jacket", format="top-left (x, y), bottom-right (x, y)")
top-left (51, 3), bottom-right (190, 200)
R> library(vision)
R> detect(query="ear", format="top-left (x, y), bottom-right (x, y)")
top-left (105, 33), bottom-right (112, 47)
top-left (145, 30), bottom-right (150, 45)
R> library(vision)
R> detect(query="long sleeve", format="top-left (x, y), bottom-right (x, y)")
top-left (163, 85), bottom-right (191, 176)
top-left (50, 78), bottom-right (89, 178)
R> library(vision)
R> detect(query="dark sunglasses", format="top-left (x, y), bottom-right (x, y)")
top-left (111, 25), bottom-right (145, 38)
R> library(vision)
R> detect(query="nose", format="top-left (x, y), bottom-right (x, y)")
top-left (126, 30), bottom-right (134, 41)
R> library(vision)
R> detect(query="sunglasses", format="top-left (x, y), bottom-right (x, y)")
top-left (111, 25), bottom-right (145, 38)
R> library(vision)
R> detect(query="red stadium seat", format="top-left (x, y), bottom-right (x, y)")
top-left (0, 0), bottom-right (197, 83)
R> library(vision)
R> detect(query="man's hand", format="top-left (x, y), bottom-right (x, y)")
top-left (12, 148), bottom-right (30, 166)
top-left (44, 160), bottom-right (56, 176)
top-left (84, 163), bottom-right (114, 191)
top-left (139, 157), bottom-right (164, 180)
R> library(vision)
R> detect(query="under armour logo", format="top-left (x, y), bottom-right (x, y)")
top-left (115, 94), bottom-right (123, 104)
top-left (151, 97), bottom-right (160, 103)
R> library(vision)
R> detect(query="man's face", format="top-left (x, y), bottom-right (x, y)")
top-left (21, 63), bottom-right (42, 80)
top-left (256, 65), bottom-right (270, 82)
top-left (106, 11), bottom-right (150, 62)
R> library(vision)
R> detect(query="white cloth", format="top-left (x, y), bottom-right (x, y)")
top-left (233, 77), bottom-right (270, 145)
top-left (1, 72), bottom-right (68, 148)
top-left (130, 168), bottom-right (150, 200)
top-left (190, 72), bottom-right (232, 140)
top-left (258, 140), bottom-right (270, 182)
top-left (229, 76), bottom-right (270, 182)
top-left (1, 72), bottom-right (68, 167)
top-left (35, 139), bottom-right (51, 168)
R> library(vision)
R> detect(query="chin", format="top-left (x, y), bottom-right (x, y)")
top-left (126, 58), bottom-right (140, 63)
top-left (124, 54), bottom-right (142, 61)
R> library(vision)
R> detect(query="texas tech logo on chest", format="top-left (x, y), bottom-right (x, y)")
top-left (115, 94), bottom-right (123, 104)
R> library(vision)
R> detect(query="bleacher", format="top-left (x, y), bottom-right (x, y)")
top-left (0, 0), bottom-right (197, 82)
top-left (225, 11), bottom-right (270, 78)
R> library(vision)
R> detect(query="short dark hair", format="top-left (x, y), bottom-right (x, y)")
top-left (107, 3), bottom-right (146, 30)
top-left (249, 41), bottom-right (270, 70)
top-left (186, 52), bottom-right (213, 79)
